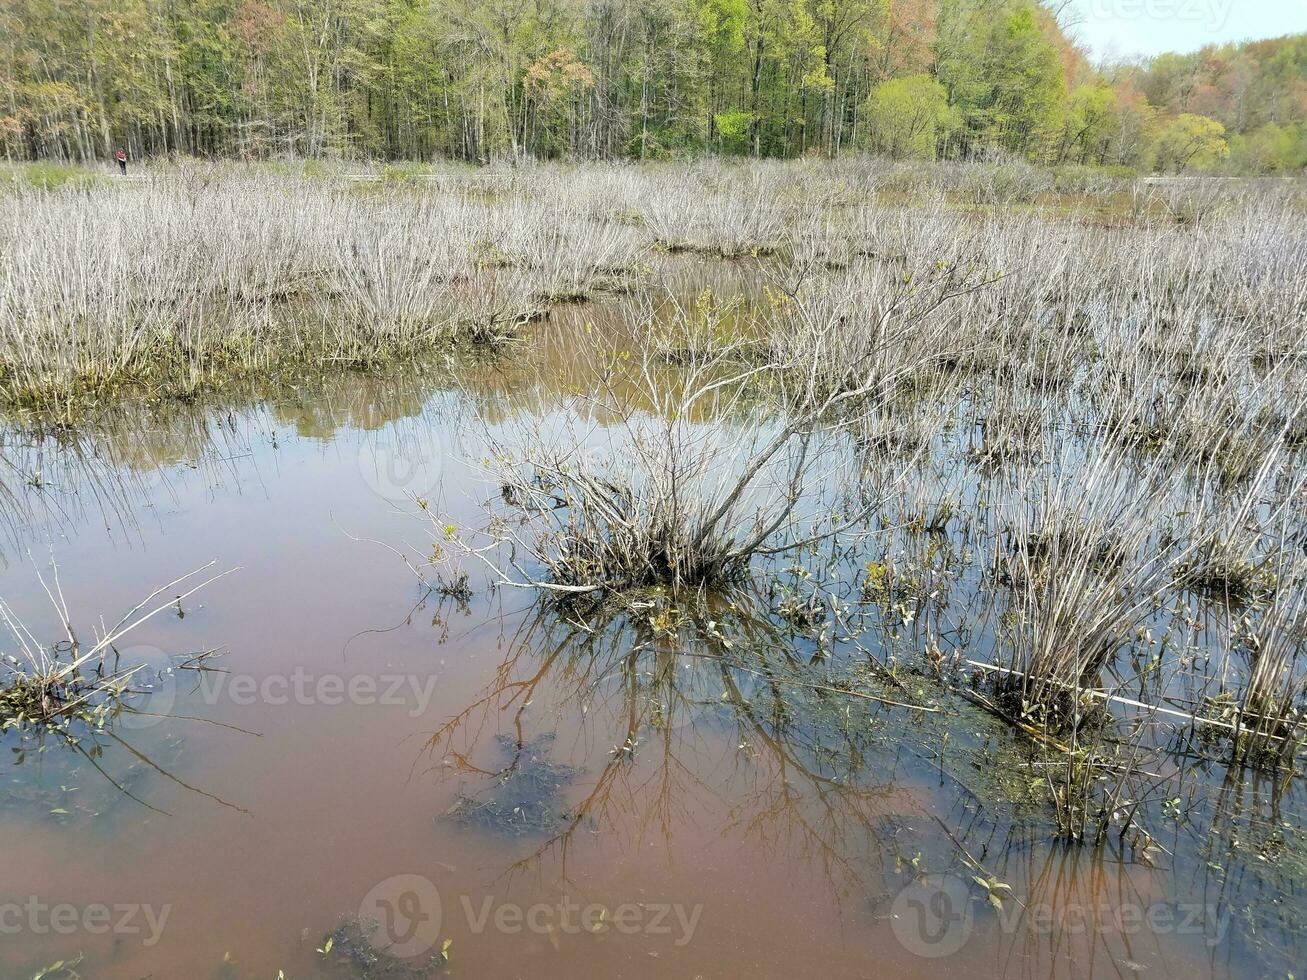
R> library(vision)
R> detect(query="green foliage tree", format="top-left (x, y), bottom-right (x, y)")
top-left (1228, 122), bottom-right (1306, 174)
top-left (1152, 112), bottom-right (1229, 173)
top-left (935, 0), bottom-right (1064, 159)
top-left (865, 73), bottom-right (956, 158)
top-left (1055, 83), bottom-right (1115, 164)
top-left (524, 48), bottom-right (595, 158)
top-left (693, 0), bottom-right (748, 150)
top-left (1118, 33), bottom-right (1307, 173)
top-left (0, 0), bottom-right (1302, 168)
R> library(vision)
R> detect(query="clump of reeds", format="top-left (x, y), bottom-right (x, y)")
top-left (641, 165), bottom-right (789, 256)
top-left (987, 437), bottom-right (1191, 724)
top-left (1042, 714), bottom-right (1167, 846)
top-left (0, 562), bottom-right (224, 739)
top-left (1224, 557), bottom-right (1307, 767)
top-left (442, 352), bottom-right (839, 594)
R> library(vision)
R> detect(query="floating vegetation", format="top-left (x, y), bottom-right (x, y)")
top-left (29, 955), bottom-right (84, 980)
top-left (442, 733), bottom-right (581, 837)
top-left (318, 916), bottom-right (450, 978)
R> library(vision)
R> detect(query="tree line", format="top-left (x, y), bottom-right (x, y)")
top-left (1, 0), bottom-right (1302, 172)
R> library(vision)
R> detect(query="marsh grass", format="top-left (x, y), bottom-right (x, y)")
top-left (0, 169), bottom-right (644, 422)
top-left (1225, 556), bottom-right (1307, 767)
top-left (398, 162), bottom-right (1307, 818)
top-left (1, 161), bottom-right (102, 192)
top-left (4, 158), bottom-right (1299, 427)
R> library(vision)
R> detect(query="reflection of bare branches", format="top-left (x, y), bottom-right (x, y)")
top-left (419, 591), bottom-right (935, 906)
top-left (416, 561), bottom-right (1306, 975)
top-left (718, 661), bottom-right (906, 905)
top-left (986, 831), bottom-right (1186, 980)
top-left (105, 731), bottom-right (250, 815)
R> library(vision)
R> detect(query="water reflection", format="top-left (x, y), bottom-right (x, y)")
top-left (416, 584), bottom-right (1303, 978)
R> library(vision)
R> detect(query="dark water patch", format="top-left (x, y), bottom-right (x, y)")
top-left (442, 733), bottom-right (581, 838)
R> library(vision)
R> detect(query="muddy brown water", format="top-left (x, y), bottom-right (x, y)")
top-left (0, 289), bottom-right (1301, 979)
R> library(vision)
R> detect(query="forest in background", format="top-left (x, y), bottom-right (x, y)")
top-left (1, 0), bottom-right (1303, 172)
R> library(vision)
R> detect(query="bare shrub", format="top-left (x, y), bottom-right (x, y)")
top-left (435, 263), bottom-right (986, 596)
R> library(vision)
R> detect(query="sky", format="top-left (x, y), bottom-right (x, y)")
top-left (1068, 0), bottom-right (1307, 62)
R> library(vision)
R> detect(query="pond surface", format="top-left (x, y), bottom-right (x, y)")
top-left (0, 276), bottom-right (1301, 980)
